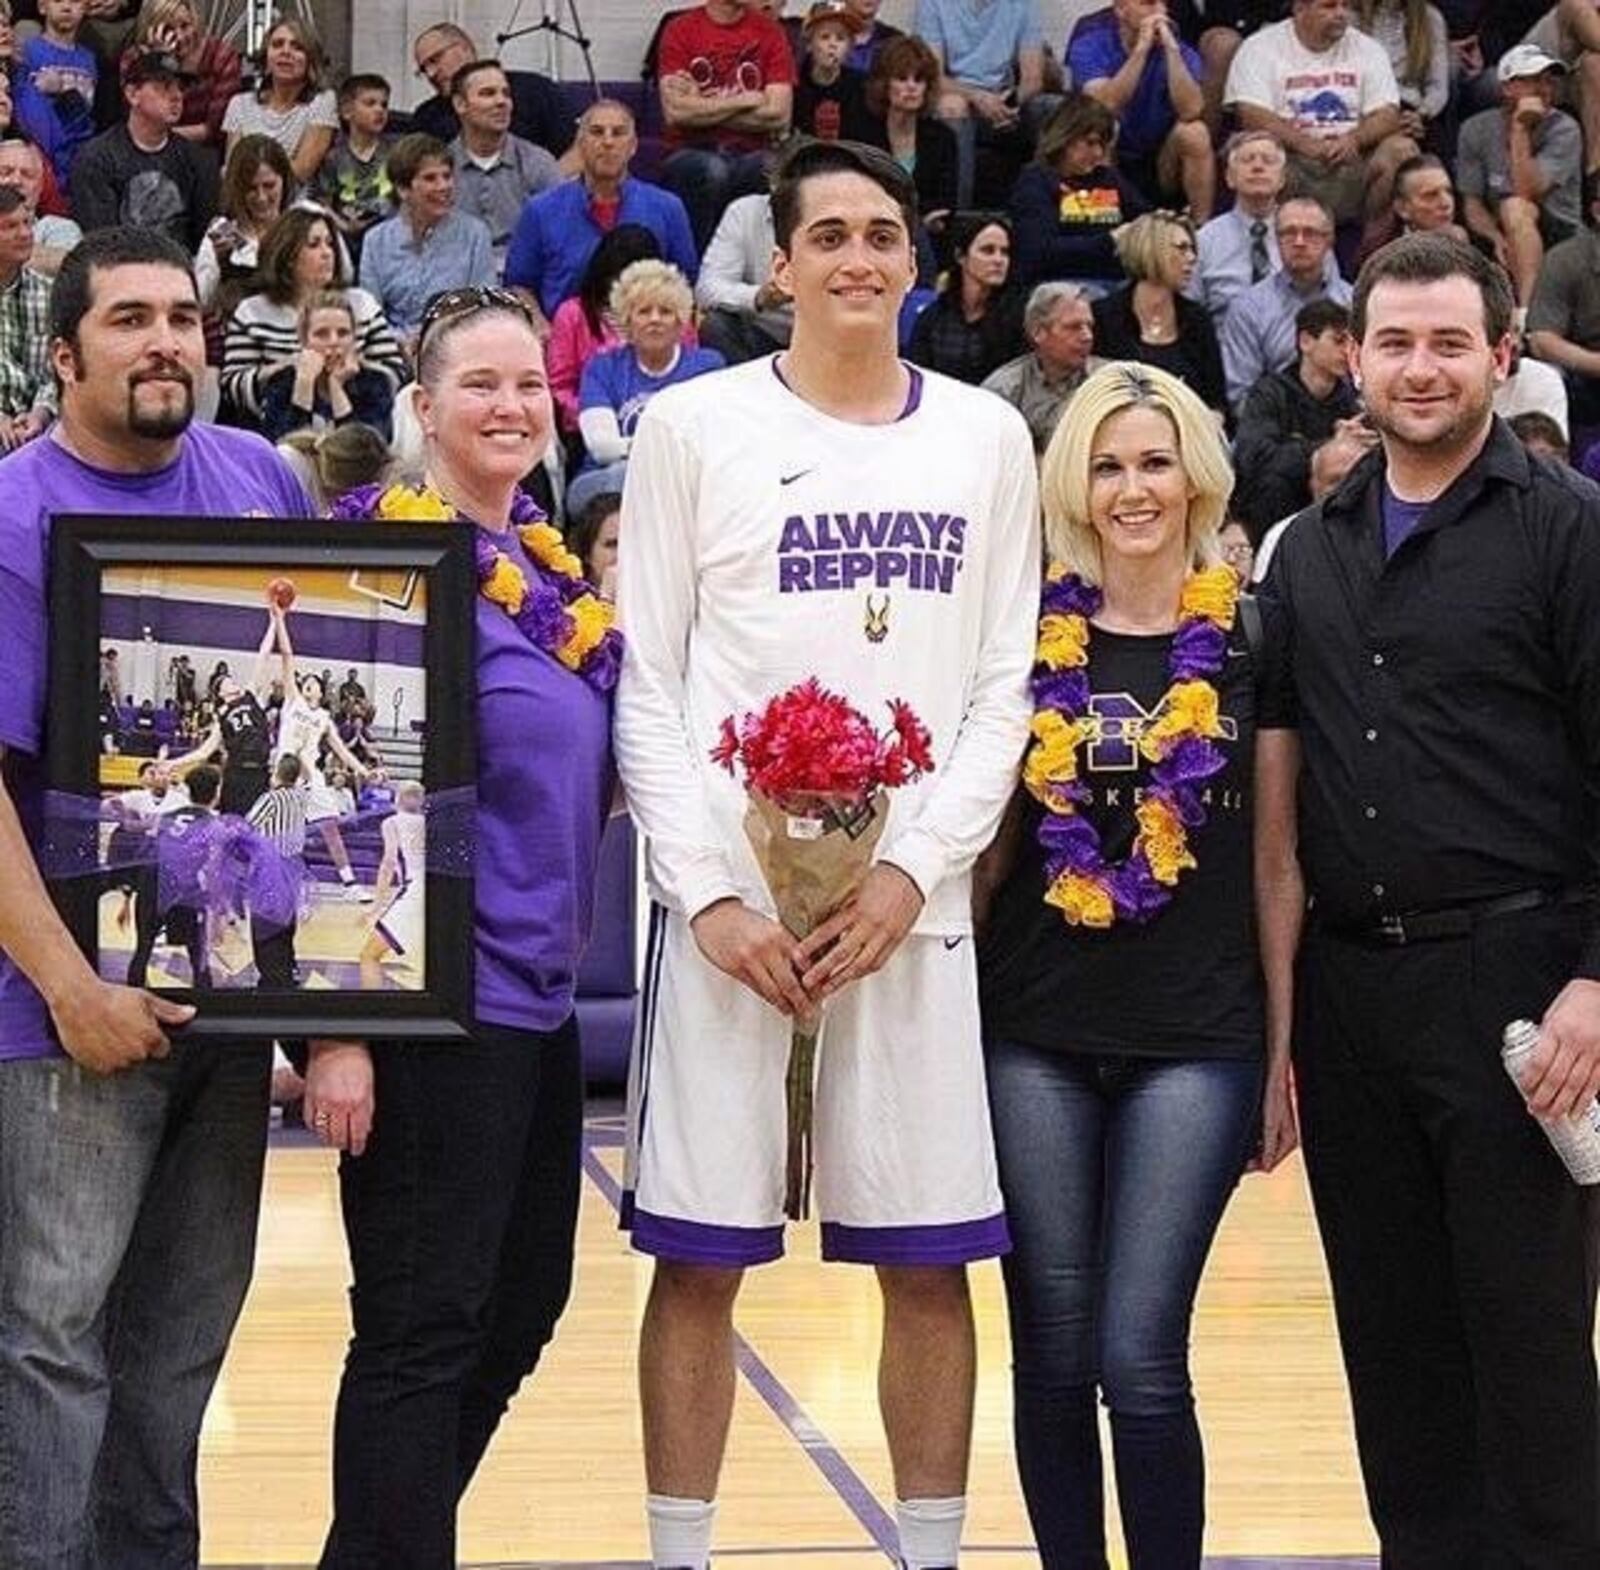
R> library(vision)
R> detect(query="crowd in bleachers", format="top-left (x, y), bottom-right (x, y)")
top-left (0, 0), bottom-right (1594, 545)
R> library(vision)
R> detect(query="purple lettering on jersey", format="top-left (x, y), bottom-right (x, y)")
top-left (774, 510), bottom-right (970, 599)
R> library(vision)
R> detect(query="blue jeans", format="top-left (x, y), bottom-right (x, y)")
top-left (660, 147), bottom-right (768, 250)
top-left (0, 1041), bottom-right (272, 1570)
top-left (985, 1039), bottom-right (1262, 1570)
top-left (319, 1018), bottom-right (584, 1570)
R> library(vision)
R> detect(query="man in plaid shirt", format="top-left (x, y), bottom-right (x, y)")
top-left (0, 184), bottom-right (53, 451)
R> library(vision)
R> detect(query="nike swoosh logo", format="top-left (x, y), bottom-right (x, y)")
top-left (942, 936), bottom-right (966, 951)
top-left (1226, 648), bottom-right (1249, 658)
top-left (779, 468), bottom-right (813, 486)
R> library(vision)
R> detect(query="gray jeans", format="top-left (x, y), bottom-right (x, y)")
top-left (0, 1040), bottom-right (271, 1569)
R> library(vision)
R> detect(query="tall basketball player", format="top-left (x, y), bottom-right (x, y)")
top-left (615, 139), bottom-right (1041, 1570)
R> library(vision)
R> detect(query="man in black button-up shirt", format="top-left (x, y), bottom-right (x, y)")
top-left (1265, 233), bottom-right (1600, 1567)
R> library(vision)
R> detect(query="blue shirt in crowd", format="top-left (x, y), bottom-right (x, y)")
top-left (1066, 10), bottom-right (1201, 159)
top-left (358, 207), bottom-right (494, 335)
top-left (505, 176), bottom-right (700, 318)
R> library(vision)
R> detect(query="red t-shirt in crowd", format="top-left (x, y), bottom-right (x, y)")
top-left (658, 4), bottom-right (795, 154)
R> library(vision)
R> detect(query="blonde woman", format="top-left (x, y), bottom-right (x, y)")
top-left (568, 258), bottom-right (724, 514)
top-left (1090, 212), bottom-right (1226, 413)
top-left (121, 0), bottom-right (242, 146)
top-left (221, 15), bottom-right (336, 182)
top-left (975, 361), bottom-right (1299, 1569)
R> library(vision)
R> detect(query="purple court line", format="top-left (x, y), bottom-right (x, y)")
top-left (580, 1139), bottom-right (902, 1559)
top-left (215, 1554), bottom-right (1379, 1568)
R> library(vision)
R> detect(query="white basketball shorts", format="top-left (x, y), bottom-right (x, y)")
top-left (622, 903), bottom-right (1009, 1267)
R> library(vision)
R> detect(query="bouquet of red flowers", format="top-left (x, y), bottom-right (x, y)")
top-left (713, 679), bottom-right (935, 1218)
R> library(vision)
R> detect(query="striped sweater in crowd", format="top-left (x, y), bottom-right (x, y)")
top-left (220, 287), bottom-right (407, 421)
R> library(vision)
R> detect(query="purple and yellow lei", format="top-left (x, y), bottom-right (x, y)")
top-left (332, 483), bottom-right (622, 692)
top-left (1023, 563), bottom-right (1238, 929)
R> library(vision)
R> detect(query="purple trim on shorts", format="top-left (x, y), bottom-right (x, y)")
top-left (628, 1204), bottom-right (786, 1267)
top-left (820, 1211), bottom-right (1010, 1265)
top-left (770, 356), bottom-right (923, 421)
top-left (373, 918), bottom-right (404, 956)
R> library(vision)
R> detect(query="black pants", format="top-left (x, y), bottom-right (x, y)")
top-left (126, 879), bottom-right (208, 991)
top-left (319, 1016), bottom-right (585, 1570)
top-left (251, 917), bottom-right (297, 988)
top-left (1296, 905), bottom-right (1600, 1569)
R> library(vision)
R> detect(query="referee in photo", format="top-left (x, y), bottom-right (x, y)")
top-left (1263, 232), bottom-right (1600, 1567)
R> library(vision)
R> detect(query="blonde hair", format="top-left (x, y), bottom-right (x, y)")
top-left (609, 258), bottom-right (693, 330)
top-left (1040, 361), bottom-right (1232, 586)
top-left (1111, 211), bottom-right (1195, 284)
top-left (134, 0), bottom-right (196, 48)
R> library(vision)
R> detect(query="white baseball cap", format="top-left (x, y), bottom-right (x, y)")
top-left (1497, 43), bottom-right (1567, 84)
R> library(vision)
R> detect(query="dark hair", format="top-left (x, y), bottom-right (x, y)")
top-left (254, 206), bottom-right (345, 304)
top-left (770, 138), bottom-right (918, 252)
top-left (567, 490), bottom-right (621, 584)
top-left (1393, 151), bottom-right (1449, 200)
top-left (219, 133), bottom-right (296, 225)
top-left (1294, 297), bottom-right (1350, 340)
top-left (274, 754), bottom-right (302, 786)
top-left (1509, 410), bottom-right (1569, 458)
top-left (1352, 232), bottom-right (1515, 345)
top-left (0, 184), bottom-right (26, 219)
top-left (1034, 93), bottom-right (1117, 170)
top-left (186, 764), bottom-right (221, 805)
top-left (50, 226), bottom-right (197, 347)
top-left (578, 222), bottom-right (662, 336)
top-left (337, 71), bottom-right (390, 108)
top-left (862, 33), bottom-right (939, 118)
top-left (388, 131), bottom-right (451, 192)
top-left (448, 58), bottom-right (505, 101)
top-left (947, 209), bottom-right (1012, 264)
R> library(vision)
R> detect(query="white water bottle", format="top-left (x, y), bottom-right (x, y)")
top-left (1502, 1019), bottom-right (1600, 1185)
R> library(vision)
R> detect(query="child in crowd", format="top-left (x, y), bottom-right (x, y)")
top-left (793, 0), bottom-right (868, 141)
top-left (14, 0), bottom-right (97, 193)
top-left (315, 73), bottom-right (395, 260)
top-left (258, 290), bottom-right (395, 443)
top-left (278, 420), bottom-right (391, 514)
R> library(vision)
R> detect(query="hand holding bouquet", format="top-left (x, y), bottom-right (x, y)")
top-left (713, 679), bottom-right (934, 1219)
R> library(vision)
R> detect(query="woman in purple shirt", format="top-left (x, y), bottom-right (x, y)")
top-left (306, 286), bottom-right (618, 1569)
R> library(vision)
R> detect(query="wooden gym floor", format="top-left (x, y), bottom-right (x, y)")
top-left (200, 1105), bottom-right (1401, 1569)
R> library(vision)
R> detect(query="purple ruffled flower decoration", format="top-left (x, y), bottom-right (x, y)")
top-left (1042, 574), bottom-right (1102, 619)
top-left (1171, 618), bottom-right (1227, 681)
top-left (1105, 854), bottom-right (1169, 922)
top-left (1032, 667), bottom-right (1091, 712)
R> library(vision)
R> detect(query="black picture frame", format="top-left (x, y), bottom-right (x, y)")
top-left (45, 515), bottom-right (476, 1041)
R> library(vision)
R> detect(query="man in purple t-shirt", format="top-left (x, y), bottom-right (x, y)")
top-left (0, 226), bottom-right (312, 1570)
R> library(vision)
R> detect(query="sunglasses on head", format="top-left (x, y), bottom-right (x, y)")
top-left (416, 286), bottom-right (534, 355)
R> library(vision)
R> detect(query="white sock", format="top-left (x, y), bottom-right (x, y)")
top-left (337, 866), bottom-right (355, 885)
top-left (646, 1493), bottom-right (716, 1570)
top-left (896, 1495), bottom-right (966, 1569)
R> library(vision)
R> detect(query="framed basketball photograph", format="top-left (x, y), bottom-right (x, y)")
top-left (44, 515), bottom-right (477, 1040)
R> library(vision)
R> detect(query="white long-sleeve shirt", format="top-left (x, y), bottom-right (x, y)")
top-left (615, 356), bottom-right (1040, 935)
top-left (694, 192), bottom-right (794, 344)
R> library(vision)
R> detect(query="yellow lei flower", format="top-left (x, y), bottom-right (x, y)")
top-left (1044, 870), bottom-right (1116, 928)
top-left (1023, 709), bottom-right (1091, 806)
top-left (374, 483), bottom-right (457, 522)
top-left (1178, 565), bottom-right (1240, 627)
top-left (1141, 679), bottom-right (1224, 758)
top-left (1135, 795), bottom-right (1197, 885)
top-left (555, 592), bottom-right (616, 670)
top-left (519, 521), bottom-right (584, 581)
top-left (1037, 611), bottom-right (1090, 670)
top-left (480, 555), bottom-right (527, 615)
